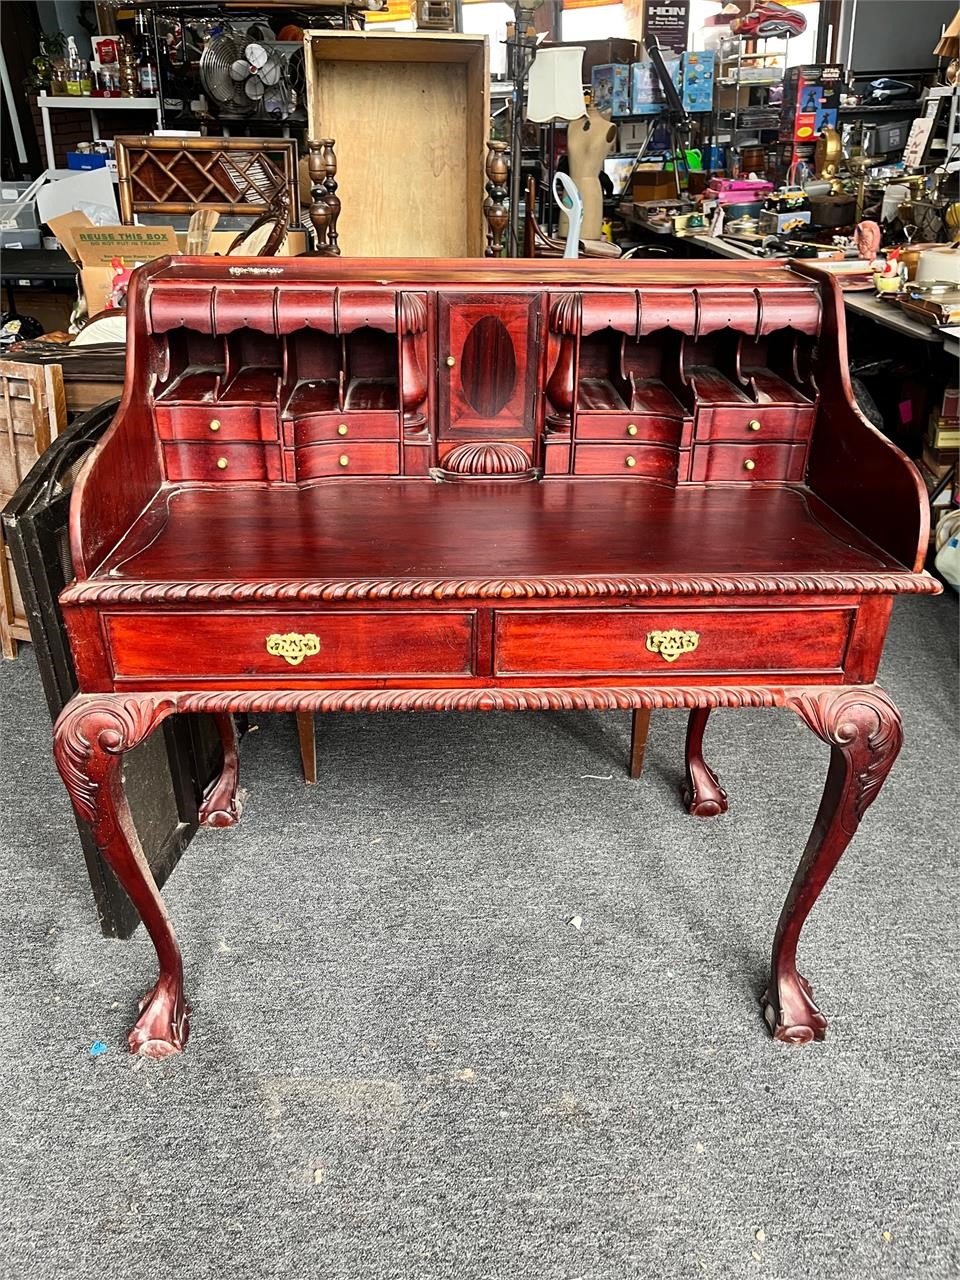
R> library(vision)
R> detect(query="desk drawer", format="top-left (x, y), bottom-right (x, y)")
top-left (294, 442), bottom-right (400, 479)
top-left (163, 442), bottom-right (282, 482)
top-left (573, 444), bottom-right (679, 481)
top-left (494, 608), bottom-right (851, 676)
top-left (690, 443), bottom-right (806, 483)
top-left (106, 611), bottom-right (475, 680)
top-left (695, 405), bottom-right (814, 442)
top-left (155, 404), bottom-right (279, 442)
top-left (575, 413), bottom-right (685, 445)
top-left (284, 411), bottom-right (400, 447)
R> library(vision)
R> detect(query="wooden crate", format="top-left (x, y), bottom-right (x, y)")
top-left (305, 31), bottom-right (489, 257)
top-left (0, 360), bottom-right (66, 658)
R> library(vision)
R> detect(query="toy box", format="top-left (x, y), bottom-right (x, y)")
top-left (681, 50), bottom-right (715, 113)
top-left (631, 56), bottom-right (681, 116)
top-left (779, 64), bottom-right (843, 143)
top-left (592, 63), bottom-right (631, 117)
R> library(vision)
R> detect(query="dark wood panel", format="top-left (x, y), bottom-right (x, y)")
top-left (163, 442), bottom-right (283, 482)
top-left (690, 443), bottom-right (806, 484)
top-left (106, 610), bottom-right (476, 679)
top-left (293, 442), bottom-right (400, 479)
top-left (494, 607), bottom-right (852, 675)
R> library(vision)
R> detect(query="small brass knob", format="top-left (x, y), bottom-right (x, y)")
top-left (625, 455), bottom-right (637, 468)
top-left (337, 424), bottom-right (348, 436)
top-left (744, 458), bottom-right (756, 471)
top-left (338, 454), bottom-right (349, 467)
top-left (445, 355), bottom-right (456, 368)
top-left (216, 457), bottom-right (228, 470)
top-left (209, 418), bottom-right (221, 432)
top-left (748, 419), bottom-right (761, 432)
top-left (626, 424), bottom-right (638, 436)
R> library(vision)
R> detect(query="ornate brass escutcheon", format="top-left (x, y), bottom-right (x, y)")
top-left (645, 629), bottom-right (700, 663)
top-left (265, 632), bottom-right (321, 666)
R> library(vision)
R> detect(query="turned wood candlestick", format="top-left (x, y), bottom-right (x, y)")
top-left (483, 140), bottom-right (509, 258)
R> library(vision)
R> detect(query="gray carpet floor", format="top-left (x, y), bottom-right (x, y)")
top-left (0, 592), bottom-right (957, 1280)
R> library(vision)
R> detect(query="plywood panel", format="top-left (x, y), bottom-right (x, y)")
top-left (307, 33), bottom-right (488, 258)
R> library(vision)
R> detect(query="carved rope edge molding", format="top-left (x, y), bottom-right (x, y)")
top-left (56, 685), bottom-right (895, 722)
top-left (61, 572), bottom-right (941, 606)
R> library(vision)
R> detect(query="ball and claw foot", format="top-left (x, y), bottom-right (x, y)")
top-left (130, 978), bottom-right (191, 1059)
top-left (682, 765), bottom-right (729, 818)
top-left (761, 971), bottom-right (828, 1045)
top-left (199, 784), bottom-right (243, 828)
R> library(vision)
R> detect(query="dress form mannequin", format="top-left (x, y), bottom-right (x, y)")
top-left (560, 107), bottom-right (616, 241)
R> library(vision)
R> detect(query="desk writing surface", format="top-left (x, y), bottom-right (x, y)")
top-left (103, 482), bottom-right (903, 587)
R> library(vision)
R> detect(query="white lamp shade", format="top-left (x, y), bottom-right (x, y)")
top-left (526, 46), bottom-right (587, 122)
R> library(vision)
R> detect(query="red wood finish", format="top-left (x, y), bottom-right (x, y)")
top-left (493, 607), bottom-right (851, 676)
top-left (292, 442), bottom-right (399, 479)
top-left (690, 443), bottom-right (807, 484)
top-left (283, 412), bottom-right (400, 446)
top-left (575, 413), bottom-right (687, 445)
top-left (694, 404), bottom-right (815, 442)
top-left (155, 405), bottom-right (279, 442)
top-left (55, 256), bottom-right (940, 1059)
top-left (105, 610), bottom-right (475, 680)
top-left (438, 293), bottom-right (536, 438)
top-left (573, 444), bottom-right (680, 481)
top-left (163, 442), bottom-right (283, 483)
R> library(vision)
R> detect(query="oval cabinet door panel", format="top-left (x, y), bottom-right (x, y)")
top-left (438, 293), bottom-right (537, 437)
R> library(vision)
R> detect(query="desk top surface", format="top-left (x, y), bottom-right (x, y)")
top-left (93, 480), bottom-right (909, 597)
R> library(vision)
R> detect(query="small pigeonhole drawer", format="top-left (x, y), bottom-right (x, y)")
top-left (163, 442), bottom-right (283, 482)
top-left (689, 442), bottom-right (806, 483)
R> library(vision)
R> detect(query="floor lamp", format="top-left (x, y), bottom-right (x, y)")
top-left (526, 45), bottom-right (588, 247)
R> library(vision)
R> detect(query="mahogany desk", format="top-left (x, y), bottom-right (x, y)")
top-left (52, 257), bottom-right (940, 1058)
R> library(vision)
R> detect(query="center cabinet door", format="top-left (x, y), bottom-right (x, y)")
top-left (438, 293), bottom-right (538, 438)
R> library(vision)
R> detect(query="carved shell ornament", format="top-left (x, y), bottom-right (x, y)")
top-left (443, 442), bottom-right (530, 476)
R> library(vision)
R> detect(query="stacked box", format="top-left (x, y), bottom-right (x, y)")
top-left (681, 50), bottom-right (715, 113)
top-left (592, 63), bottom-right (632, 117)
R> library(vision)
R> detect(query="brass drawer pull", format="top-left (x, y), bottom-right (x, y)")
top-left (265, 632), bottom-right (321, 667)
top-left (338, 454), bottom-right (349, 467)
top-left (337, 424), bottom-right (348, 436)
top-left (209, 419), bottom-right (221, 432)
top-left (216, 457), bottom-right (228, 470)
top-left (748, 419), bottom-right (761, 432)
top-left (646, 628), bottom-right (700, 663)
top-left (445, 355), bottom-right (456, 367)
top-left (744, 458), bottom-right (756, 471)
top-left (626, 423), bottom-right (638, 436)
top-left (625, 455), bottom-right (637, 468)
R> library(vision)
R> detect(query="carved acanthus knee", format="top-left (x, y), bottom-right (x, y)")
top-left (762, 687), bottom-right (903, 1045)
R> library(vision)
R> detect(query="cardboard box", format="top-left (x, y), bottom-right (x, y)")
top-left (779, 64), bottom-right (843, 144)
top-left (681, 50), bottom-right (715, 113)
top-left (592, 64), bottom-right (632, 117)
top-left (631, 171), bottom-right (678, 201)
top-left (48, 212), bottom-right (308, 314)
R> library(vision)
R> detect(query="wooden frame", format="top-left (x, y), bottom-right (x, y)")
top-left (0, 359), bottom-right (66, 658)
top-left (305, 31), bottom-right (489, 256)
top-left (116, 135), bottom-right (301, 226)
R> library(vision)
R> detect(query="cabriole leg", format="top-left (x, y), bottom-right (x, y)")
top-left (763, 688), bottom-right (903, 1045)
top-left (199, 711), bottom-right (242, 826)
top-left (682, 707), bottom-right (728, 817)
top-left (53, 695), bottom-right (188, 1059)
